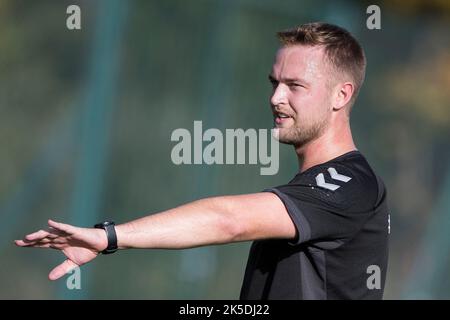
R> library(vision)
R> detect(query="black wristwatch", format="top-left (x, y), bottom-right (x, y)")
top-left (94, 221), bottom-right (118, 254)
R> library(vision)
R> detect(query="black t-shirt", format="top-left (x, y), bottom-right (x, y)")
top-left (240, 150), bottom-right (389, 300)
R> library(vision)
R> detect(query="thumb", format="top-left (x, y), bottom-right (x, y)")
top-left (49, 259), bottom-right (79, 281)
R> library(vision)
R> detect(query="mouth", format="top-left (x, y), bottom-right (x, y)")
top-left (273, 111), bottom-right (293, 126)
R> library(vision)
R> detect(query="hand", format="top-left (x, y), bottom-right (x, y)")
top-left (15, 219), bottom-right (108, 280)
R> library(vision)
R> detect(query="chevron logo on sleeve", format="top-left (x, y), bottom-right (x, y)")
top-left (315, 167), bottom-right (352, 191)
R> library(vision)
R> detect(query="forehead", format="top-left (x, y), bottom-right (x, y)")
top-left (272, 45), bottom-right (328, 79)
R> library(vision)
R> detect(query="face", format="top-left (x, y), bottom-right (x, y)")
top-left (269, 45), bottom-right (334, 147)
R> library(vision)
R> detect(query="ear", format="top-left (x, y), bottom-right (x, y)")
top-left (333, 82), bottom-right (354, 111)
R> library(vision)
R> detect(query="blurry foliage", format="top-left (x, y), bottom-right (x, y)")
top-left (1, 0), bottom-right (449, 299)
top-left (387, 51), bottom-right (450, 130)
top-left (385, 0), bottom-right (450, 16)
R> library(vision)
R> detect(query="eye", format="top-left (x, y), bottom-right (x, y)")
top-left (289, 83), bottom-right (305, 90)
top-left (270, 79), bottom-right (278, 89)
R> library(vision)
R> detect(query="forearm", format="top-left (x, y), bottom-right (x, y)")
top-left (115, 196), bottom-right (241, 250)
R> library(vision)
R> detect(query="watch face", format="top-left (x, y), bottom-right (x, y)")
top-left (94, 221), bottom-right (115, 228)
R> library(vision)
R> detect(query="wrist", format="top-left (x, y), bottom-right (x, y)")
top-left (94, 228), bottom-right (109, 253)
top-left (114, 224), bottom-right (130, 249)
top-left (94, 221), bottom-right (118, 254)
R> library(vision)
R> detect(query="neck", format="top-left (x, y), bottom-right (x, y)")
top-left (295, 119), bottom-right (357, 173)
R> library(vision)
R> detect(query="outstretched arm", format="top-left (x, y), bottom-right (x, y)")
top-left (15, 192), bottom-right (296, 280)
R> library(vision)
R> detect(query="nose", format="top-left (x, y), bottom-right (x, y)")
top-left (270, 83), bottom-right (288, 107)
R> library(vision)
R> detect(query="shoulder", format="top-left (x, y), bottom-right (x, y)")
top-left (279, 152), bottom-right (381, 212)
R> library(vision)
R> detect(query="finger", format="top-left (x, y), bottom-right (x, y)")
top-left (49, 259), bottom-right (78, 281)
top-left (35, 239), bottom-right (51, 244)
top-left (39, 237), bottom-right (68, 246)
top-left (34, 242), bottom-right (66, 250)
top-left (44, 227), bottom-right (60, 238)
top-left (32, 238), bottom-right (68, 249)
top-left (14, 240), bottom-right (52, 249)
top-left (24, 229), bottom-right (50, 242)
top-left (15, 238), bottom-right (53, 247)
top-left (36, 244), bottom-right (53, 248)
top-left (15, 239), bottom-right (33, 247)
top-left (48, 220), bottom-right (76, 235)
top-left (16, 234), bottom-right (54, 245)
top-left (51, 237), bottom-right (68, 244)
top-left (48, 226), bottom-right (68, 236)
top-left (15, 238), bottom-right (45, 246)
top-left (45, 233), bottom-right (59, 239)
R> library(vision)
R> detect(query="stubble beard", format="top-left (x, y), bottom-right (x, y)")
top-left (276, 115), bottom-right (329, 148)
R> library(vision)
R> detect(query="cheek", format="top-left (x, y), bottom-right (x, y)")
top-left (290, 91), bottom-right (329, 122)
top-left (308, 88), bottom-right (330, 112)
top-left (289, 90), bottom-right (316, 114)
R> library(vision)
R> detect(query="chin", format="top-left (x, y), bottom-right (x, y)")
top-left (276, 128), bottom-right (311, 147)
top-left (275, 131), bottom-right (295, 145)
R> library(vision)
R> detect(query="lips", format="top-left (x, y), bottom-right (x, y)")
top-left (274, 111), bottom-right (292, 125)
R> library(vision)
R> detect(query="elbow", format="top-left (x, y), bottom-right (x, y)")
top-left (208, 197), bottom-right (245, 243)
top-left (219, 213), bottom-right (245, 243)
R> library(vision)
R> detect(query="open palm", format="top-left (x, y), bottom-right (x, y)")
top-left (15, 219), bottom-right (107, 280)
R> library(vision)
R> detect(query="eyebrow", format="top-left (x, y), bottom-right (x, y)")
top-left (268, 74), bottom-right (310, 86)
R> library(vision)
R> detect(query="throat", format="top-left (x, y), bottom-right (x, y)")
top-left (295, 132), bottom-right (357, 173)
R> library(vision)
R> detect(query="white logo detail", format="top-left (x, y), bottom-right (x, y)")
top-left (170, 121), bottom-right (280, 175)
top-left (315, 167), bottom-right (352, 191)
top-left (366, 265), bottom-right (381, 290)
top-left (327, 167), bottom-right (352, 182)
top-left (388, 214), bottom-right (390, 234)
top-left (66, 266), bottom-right (81, 290)
top-left (66, 5), bottom-right (81, 30)
top-left (366, 5), bottom-right (381, 30)
top-left (315, 173), bottom-right (340, 191)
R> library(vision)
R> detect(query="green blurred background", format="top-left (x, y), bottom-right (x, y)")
top-left (1, 0), bottom-right (449, 299)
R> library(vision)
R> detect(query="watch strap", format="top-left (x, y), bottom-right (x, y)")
top-left (94, 222), bottom-right (118, 254)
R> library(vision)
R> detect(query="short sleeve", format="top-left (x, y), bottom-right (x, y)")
top-left (264, 164), bottom-right (378, 250)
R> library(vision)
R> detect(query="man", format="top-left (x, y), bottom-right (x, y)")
top-left (15, 22), bottom-right (389, 300)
